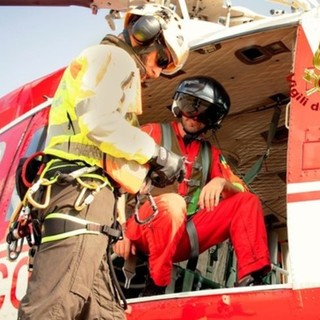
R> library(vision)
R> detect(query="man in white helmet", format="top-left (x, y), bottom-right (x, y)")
top-left (17, 4), bottom-right (189, 320)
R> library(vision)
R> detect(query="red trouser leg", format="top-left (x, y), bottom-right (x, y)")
top-left (173, 192), bottom-right (271, 280)
top-left (126, 193), bottom-right (187, 287)
top-left (126, 192), bottom-right (270, 286)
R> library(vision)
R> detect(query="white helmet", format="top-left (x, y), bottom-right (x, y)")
top-left (124, 4), bottom-right (189, 75)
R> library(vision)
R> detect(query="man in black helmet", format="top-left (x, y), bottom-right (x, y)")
top-left (114, 76), bottom-right (271, 295)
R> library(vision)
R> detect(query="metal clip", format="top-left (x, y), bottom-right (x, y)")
top-left (27, 178), bottom-right (53, 209)
top-left (122, 254), bottom-right (137, 289)
top-left (134, 193), bottom-right (159, 225)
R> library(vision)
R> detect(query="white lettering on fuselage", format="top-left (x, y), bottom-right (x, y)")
top-left (0, 243), bottom-right (28, 319)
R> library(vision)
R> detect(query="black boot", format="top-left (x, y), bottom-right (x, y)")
top-left (234, 273), bottom-right (264, 287)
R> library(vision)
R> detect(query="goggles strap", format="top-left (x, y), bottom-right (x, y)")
top-left (101, 33), bottom-right (147, 78)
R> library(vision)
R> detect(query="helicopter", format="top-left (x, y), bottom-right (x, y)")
top-left (1, 0), bottom-right (320, 319)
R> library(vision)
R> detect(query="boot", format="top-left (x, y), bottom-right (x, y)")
top-left (234, 273), bottom-right (264, 287)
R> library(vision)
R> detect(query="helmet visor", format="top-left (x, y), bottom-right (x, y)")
top-left (175, 94), bottom-right (211, 118)
top-left (174, 93), bottom-right (225, 127)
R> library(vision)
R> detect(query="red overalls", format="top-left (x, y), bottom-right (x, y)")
top-left (125, 122), bottom-right (270, 286)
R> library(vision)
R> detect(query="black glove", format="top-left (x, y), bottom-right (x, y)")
top-left (148, 145), bottom-right (186, 188)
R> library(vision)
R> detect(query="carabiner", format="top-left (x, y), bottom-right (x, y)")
top-left (27, 181), bottom-right (52, 209)
top-left (74, 187), bottom-right (95, 211)
top-left (134, 193), bottom-right (159, 225)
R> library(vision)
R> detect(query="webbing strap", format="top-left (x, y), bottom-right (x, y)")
top-left (101, 34), bottom-right (147, 79)
top-left (160, 123), bottom-right (211, 272)
top-left (160, 123), bottom-right (172, 150)
top-left (200, 141), bottom-right (211, 188)
top-left (160, 122), bottom-right (211, 189)
top-left (244, 106), bottom-right (281, 184)
top-left (186, 219), bottom-right (199, 271)
top-left (41, 213), bottom-right (121, 243)
top-left (122, 254), bottom-right (137, 289)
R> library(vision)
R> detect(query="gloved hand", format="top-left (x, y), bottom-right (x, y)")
top-left (148, 145), bottom-right (186, 188)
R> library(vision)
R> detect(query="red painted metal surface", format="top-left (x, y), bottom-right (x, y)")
top-left (0, 69), bottom-right (64, 241)
top-left (0, 68), bottom-right (64, 129)
top-left (0, 109), bottom-right (50, 242)
top-left (125, 287), bottom-right (320, 319)
top-left (287, 25), bottom-right (320, 186)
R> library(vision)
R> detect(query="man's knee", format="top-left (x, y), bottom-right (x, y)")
top-left (233, 191), bottom-right (261, 205)
top-left (156, 193), bottom-right (186, 220)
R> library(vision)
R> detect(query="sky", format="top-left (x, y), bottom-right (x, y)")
top-left (0, 0), bottom-right (290, 98)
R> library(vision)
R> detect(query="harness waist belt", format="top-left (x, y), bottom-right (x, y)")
top-left (41, 213), bottom-right (122, 243)
top-left (45, 160), bottom-right (87, 179)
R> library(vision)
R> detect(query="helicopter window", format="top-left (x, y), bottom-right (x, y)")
top-left (235, 45), bottom-right (271, 64)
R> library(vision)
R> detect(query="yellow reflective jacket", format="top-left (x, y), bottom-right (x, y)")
top-left (44, 44), bottom-right (154, 193)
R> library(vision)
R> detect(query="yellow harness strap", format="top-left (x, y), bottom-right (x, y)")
top-left (41, 213), bottom-right (101, 243)
top-left (41, 212), bottom-right (122, 243)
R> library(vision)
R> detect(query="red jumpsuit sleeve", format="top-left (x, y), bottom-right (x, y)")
top-left (210, 147), bottom-right (248, 192)
top-left (140, 123), bottom-right (162, 145)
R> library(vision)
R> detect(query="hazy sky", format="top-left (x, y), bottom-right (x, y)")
top-left (0, 0), bottom-right (290, 98)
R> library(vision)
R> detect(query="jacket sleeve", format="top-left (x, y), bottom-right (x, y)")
top-left (140, 123), bottom-right (162, 144)
top-left (211, 148), bottom-right (248, 192)
top-left (73, 45), bottom-right (157, 165)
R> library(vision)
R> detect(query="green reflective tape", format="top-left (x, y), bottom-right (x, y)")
top-left (41, 212), bottom-right (100, 243)
top-left (41, 229), bottom-right (100, 243)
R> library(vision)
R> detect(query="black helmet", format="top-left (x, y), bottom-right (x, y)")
top-left (171, 76), bottom-right (230, 130)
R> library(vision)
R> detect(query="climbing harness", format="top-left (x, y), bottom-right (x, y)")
top-left (6, 155), bottom-right (122, 263)
top-left (161, 122), bottom-right (212, 272)
top-left (29, 158), bottom-right (122, 243)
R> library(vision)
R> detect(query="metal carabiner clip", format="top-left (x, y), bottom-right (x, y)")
top-left (134, 192), bottom-right (159, 225)
top-left (27, 178), bottom-right (53, 209)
